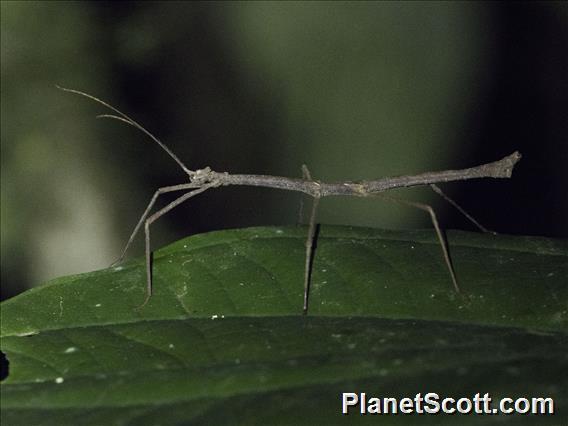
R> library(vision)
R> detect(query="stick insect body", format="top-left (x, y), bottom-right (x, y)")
top-left (59, 87), bottom-right (522, 314)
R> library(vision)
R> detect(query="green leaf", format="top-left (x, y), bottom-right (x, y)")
top-left (1, 226), bottom-right (567, 425)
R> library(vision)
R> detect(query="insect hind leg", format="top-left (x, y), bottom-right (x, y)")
top-left (430, 184), bottom-right (496, 234)
top-left (369, 193), bottom-right (461, 294)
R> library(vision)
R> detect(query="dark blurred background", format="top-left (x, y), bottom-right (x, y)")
top-left (1, 1), bottom-right (567, 301)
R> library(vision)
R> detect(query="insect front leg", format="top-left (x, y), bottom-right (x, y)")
top-left (137, 184), bottom-right (214, 309)
top-left (112, 183), bottom-right (203, 267)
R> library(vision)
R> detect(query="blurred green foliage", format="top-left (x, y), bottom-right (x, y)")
top-left (1, 2), bottom-right (566, 300)
top-left (1, 1), bottom-right (118, 300)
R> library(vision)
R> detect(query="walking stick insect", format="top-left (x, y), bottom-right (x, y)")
top-left (59, 87), bottom-right (521, 314)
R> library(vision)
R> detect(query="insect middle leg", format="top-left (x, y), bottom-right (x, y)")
top-left (300, 165), bottom-right (321, 315)
top-left (303, 194), bottom-right (320, 315)
top-left (297, 164), bottom-right (314, 225)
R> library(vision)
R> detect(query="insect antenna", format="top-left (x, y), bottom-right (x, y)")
top-left (56, 86), bottom-right (194, 177)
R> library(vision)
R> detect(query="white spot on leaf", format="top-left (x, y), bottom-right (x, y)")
top-left (15, 330), bottom-right (39, 337)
